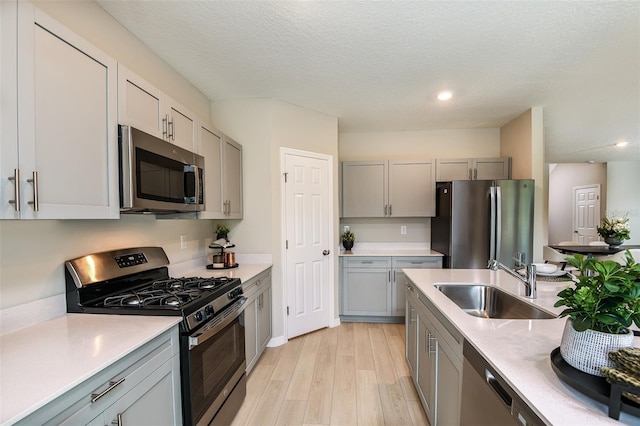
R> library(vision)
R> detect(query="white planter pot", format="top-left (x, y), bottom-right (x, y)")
top-left (560, 318), bottom-right (634, 376)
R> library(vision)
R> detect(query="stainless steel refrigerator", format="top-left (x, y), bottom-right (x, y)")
top-left (431, 180), bottom-right (535, 269)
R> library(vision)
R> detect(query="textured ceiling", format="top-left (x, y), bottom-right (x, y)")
top-left (97, 0), bottom-right (640, 163)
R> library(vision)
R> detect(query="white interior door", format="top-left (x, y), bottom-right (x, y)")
top-left (283, 149), bottom-right (333, 339)
top-left (573, 184), bottom-right (601, 244)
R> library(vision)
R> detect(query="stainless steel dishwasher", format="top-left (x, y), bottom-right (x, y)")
top-left (460, 341), bottom-right (545, 426)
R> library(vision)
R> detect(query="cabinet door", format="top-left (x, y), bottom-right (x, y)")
top-left (167, 99), bottom-right (196, 153)
top-left (199, 125), bottom-right (224, 218)
top-left (473, 157), bottom-right (511, 180)
top-left (436, 344), bottom-right (462, 426)
top-left (117, 65), bottom-right (164, 139)
top-left (101, 358), bottom-right (180, 426)
top-left (257, 285), bottom-right (272, 351)
top-left (392, 270), bottom-right (407, 316)
top-left (405, 286), bottom-right (418, 377)
top-left (244, 297), bottom-right (259, 373)
top-left (341, 161), bottom-right (387, 217)
top-left (417, 315), bottom-right (436, 425)
top-left (342, 268), bottom-right (390, 316)
top-left (436, 158), bottom-right (472, 181)
top-left (388, 160), bottom-right (435, 217)
top-left (223, 136), bottom-right (243, 218)
top-left (17, 5), bottom-right (118, 219)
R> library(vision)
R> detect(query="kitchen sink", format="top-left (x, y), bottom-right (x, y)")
top-left (434, 283), bottom-right (556, 319)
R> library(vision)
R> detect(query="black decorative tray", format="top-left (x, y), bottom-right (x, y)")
top-left (550, 347), bottom-right (640, 419)
top-left (206, 263), bottom-right (239, 270)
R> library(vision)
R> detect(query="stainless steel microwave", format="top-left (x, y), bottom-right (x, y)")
top-left (119, 125), bottom-right (204, 213)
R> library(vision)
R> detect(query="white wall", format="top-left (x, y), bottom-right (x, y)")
top-left (0, 2), bottom-right (218, 313)
top-left (606, 161), bottom-right (640, 245)
top-left (210, 98), bottom-right (339, 344)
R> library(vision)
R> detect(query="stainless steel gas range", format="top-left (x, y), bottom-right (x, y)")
top-left (65, 247), bottom-right (246, 426)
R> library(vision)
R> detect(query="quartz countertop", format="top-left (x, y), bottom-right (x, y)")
top-left (339, 248), bottom-right (443, 257)
top-left (0, 314), bottom-right (181, 426)
top-left (403, 268), bottom-right (640, 425)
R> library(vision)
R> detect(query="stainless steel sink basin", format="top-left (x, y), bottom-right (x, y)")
top-left (434, 284), bottom-right (556, 319)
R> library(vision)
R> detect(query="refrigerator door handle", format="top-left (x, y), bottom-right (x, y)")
top-left (495, 186), bottom-right (502, 261)
top-left (490, 186), bottom-right (496, 261)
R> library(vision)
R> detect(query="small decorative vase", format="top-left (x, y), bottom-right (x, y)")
top-left (216, 232), bottom-right (228, 241)
top-left (342, 240), bottom-right (354, 251)
top-left (560, 318), bottom-right (634, 376)
top-left (604, 237), bottom-right (623, 247)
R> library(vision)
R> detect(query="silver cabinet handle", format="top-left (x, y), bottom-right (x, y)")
top-left (27, 171), bottom-right (38, 211)
top-left (384, 204), bottom-right (387, 216)
top-left (8, 169), bottom-right (20, 211)
top-left (409, 307), bottom-right (416, 324)
top-left (111, 413), bottom-right (123, 426)
top-left (169, 118), bottom-right (175, 141)
top-left (389, 204), bottom-right (392, 216)
top-left (469, 168), bottom-right (472, 180)
top-left (474, 168), bottom-right (478, 180)
top-left (91, 377), bottom-right (125, 403)
top-left (361, 261), bottom-right (373, 264)
top-left (323, 249), bottom-right (330, 256)
top-left (162, 115), bottom-right (169, 139)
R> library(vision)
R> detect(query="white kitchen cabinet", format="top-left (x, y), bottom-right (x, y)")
top-left (341, 160), bottom-right (435, 218)
top-left (405, 279), bottom-right (463, 426)
top-left (1, 2), bottom-right (118, 219)
top-left (15, 327), bottom-right (182, 426)
top-left (436, 157), bottom-right (511, 181)
top-left (243, 268), bottom-right (272, 374)
top-left (223, 135), bottom-right (243, 219)
top-left (118, 65), bottom-right (196, 153)
top-left (341, 256), bottom-right (442, 320)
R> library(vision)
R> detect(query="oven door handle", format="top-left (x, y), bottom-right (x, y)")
top-left (188, 297), bottom-right (246, 349)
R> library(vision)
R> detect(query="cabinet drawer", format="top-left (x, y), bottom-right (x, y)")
top-left (344, 257), bottom-right (391, 268)
top-left (393, 257), bottom-right (442, 269)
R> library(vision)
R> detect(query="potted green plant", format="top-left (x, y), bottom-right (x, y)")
top-left (215, 224), bottom-right (231, 241)
top-left (341, 229), bottom-right (355, 251)
top-left (555, 251), bottom-right (640, 375)
top-left (597, 213), bottom-right (631, 247)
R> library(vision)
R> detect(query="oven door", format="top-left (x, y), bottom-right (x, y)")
top-left (182, 298), bottom-right (246, 426)
top-left (120, 125), bottom-right (204, 212)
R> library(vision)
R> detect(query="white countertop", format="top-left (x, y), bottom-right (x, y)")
top-left (0, 314), bottom-right (181, 425)
top-left (339, 248), bottom-right (443, 257)
top-left (403, 268), bottom-right (640, 425)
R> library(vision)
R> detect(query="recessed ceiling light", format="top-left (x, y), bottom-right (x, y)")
top-left (616, 141), bottom-right (629, 147)
top-left (437, 91), bottom-right (453, 101)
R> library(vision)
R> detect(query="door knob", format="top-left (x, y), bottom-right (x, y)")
top-left (322, 250), bottom-right (330, 256)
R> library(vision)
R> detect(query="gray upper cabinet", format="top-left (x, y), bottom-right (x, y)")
top-left (341, 160), bottom-right (435, 217)
top-left (118, 65), bottom-right (197, 153)
top-left (1, 2), bottom-right (119, 219)
top-left (222, 135), bottom-right (243, 219)
top-left (436, 157), bottom-right (511, 181)
top-left (198, 124), bottom-right (224, 218)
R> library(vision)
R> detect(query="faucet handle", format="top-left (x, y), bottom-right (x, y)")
top-left (513, 252), bottom-right (525, 268)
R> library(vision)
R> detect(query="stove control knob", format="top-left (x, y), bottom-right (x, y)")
top-left (194, 310), bottom-right (204, 322)
top-left (205, 305), bottom-right (215, 317)
top-left (229, 288), bottom-right (242, 299)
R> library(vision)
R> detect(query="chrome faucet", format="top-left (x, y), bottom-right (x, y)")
top-left (488, 259), bottom-right (537, 299)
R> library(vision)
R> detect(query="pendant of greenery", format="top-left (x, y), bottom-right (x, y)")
top-left (554, 251), bottom-right (640, 334)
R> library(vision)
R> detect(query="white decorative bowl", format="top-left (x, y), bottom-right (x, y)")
top-left (533, 263), bottom-right (557, 274)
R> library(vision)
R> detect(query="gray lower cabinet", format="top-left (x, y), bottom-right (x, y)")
top-left (341, 256), bottom-right (442, 321)
top-left (16, 327), bottom-right (182, 426)
top-left (405, 279), bottom-right (463, 426)
top-left (243, 268), bottom-right (272, 373)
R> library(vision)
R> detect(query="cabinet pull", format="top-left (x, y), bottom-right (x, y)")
top-left (168, 118), bottom-right (175, 141)
top-left (27, 171), bottom-right (38, 212)
top-left (410, 307), bottom-right (416, 324)
top-left (389, 204), bottom-right (392, 216)
top-left (474, 168), bottom-right (478, 180)
top-left (8, 169), bottom-right (20, 211)
top-left (468, 168), bottom-right (472, 180)
top-left (91, 377), bottom-right (126, 403)
top-left (361, 261), bottom-right (373, 264)
top-left (162, 115), bottom-right (169, 139)
top-left (427, 331), bottom-right (436, 357)
top-left (410, 261), bottom-right (423, 265)
top-left (111, 413), bottom-right (123, 426)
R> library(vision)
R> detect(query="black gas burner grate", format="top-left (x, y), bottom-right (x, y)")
top-left (152, 276), bottom-right (231, 291)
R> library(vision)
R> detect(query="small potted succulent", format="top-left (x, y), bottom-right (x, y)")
top-left (215, 224), bottom-right (231, 241)
top-left (341, 229), bottom-right (355, 251)
top-left (555, 251), bottom-right (640, 375)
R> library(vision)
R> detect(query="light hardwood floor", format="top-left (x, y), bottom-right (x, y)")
top-left (231, 322), bottom-right (429, 426)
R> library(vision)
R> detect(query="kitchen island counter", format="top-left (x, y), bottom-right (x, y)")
top-left (403, 268), bottom-right (640, 425)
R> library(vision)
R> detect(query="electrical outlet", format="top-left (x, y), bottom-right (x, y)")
top-left (401, 226), bottom-right (407, 235)
top-left (344, 225), bottom-right (350, 232)
top-left (180, 234), bottom-right (187, 249)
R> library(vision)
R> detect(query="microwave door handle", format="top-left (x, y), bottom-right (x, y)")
top-left (193, 166), bottom-right (201, 204)
top-left (183, 164), bottom-right (198, 204)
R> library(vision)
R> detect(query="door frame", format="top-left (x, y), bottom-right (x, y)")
top-left (280, 147), bottom-right (336, 341)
